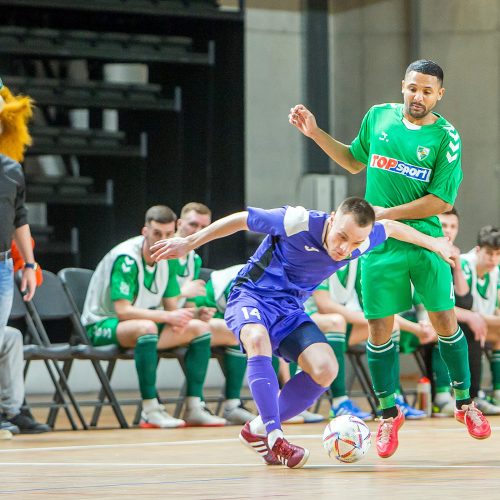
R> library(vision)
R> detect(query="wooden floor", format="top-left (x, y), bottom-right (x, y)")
top-left (1, 400), bottom-right (499, 499)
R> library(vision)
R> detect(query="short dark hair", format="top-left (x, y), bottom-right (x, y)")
top-left (337, 197), bottom-right (375, 228)
top-left (442, 206), bottom-right (459, 218)
top-left (405, 59), bottom-right (444, 86)
top-left (145, 205), bottom-right (177, 225)
top-left (477, 225), bottom-right (500, 249)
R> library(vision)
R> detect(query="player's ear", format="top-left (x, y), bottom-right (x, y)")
top-left (330, 211), bottom-right (336, 221)
top-left (437, 87), bottom-right (445, 100)
top-left (141, 226), bottom-right (147, 237)
top-left (401, 79), bottom-right (405, 93)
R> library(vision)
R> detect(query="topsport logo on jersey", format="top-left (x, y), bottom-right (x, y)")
top-left (369, 154), bottom-right (431, 182)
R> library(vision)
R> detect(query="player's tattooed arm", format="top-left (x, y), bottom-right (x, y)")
top-left (151, 211), bottom-right (249, 261)
top-left (381, 219), bottom-right (454, 267)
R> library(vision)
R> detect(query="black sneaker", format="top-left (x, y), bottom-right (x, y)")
top-left (0, 414), bottom-right (19, 434)
top-left (7, 410), bottom-right (51, 434)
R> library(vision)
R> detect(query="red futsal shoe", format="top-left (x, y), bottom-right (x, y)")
top-left (375, 406), bottom-right (405, 458)
top-left (454, 402), bottom-right (491, 440)
top-left (238, 422), bottom-right (280, 465)
top-left (271, 437), bottom-right (310, 469)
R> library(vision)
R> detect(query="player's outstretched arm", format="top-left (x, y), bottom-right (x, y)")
top-left (381, 219), bottom-right (454, 267)
top-left (288, 104), bottom-right (365, 174)
top-left (151, 211), bottom-right (249, 261)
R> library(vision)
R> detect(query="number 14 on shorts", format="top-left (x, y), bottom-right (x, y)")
top-left (242, 307), bottom-right (262, 320)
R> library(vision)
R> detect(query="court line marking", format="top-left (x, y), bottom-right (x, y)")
top-left (0, 462), bottom-right (499, 469)
top-left (0, 427), bottom-right (498, 454)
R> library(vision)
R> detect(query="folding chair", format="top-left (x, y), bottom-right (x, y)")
top-left (59, 267), bottom-right (188, 427)
top-left (18, 270), bottom-right (128, 429)
top-left (9, 284), bottom-right (86, 430)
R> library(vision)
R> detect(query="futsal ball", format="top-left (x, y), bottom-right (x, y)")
top-left (322, 415), bottom-right (371, 463)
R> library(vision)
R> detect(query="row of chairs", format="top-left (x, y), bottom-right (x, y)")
top-left (8, 269), bottom-right (190, 430)
top-left (8, 267), bottom-right (388, 430)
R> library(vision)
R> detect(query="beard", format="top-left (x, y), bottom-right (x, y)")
top-left (407, 102), bottom-right (428, 119)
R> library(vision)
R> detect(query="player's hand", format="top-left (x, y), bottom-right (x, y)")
top-left (181, 279), bottom-right (206, 298)
top-left (432, 236), bottom-right (455, 268)
top-left (150, 237), bottom-right (190, 261)
top-left (164, 308), bottom-right (194, 328)
top-left (467, 312), bottom-right (487, 347)
top-left (418, 321), bottom-right (437, 344)
top-left (197, 306), bottom-right (216, 322)
top-left (372, 206), bottom-right (389, 220)
top-left (20, 268), bottom-right (37, 301)
top-left (288, 104), bottom-right (319, 138)
top-left (450, 244), bottom-right (461, 264)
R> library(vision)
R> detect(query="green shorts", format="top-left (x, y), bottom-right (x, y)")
top-left (86, 319), bottom-right (163, 346)
top-left (86, 318), bottom-right (120, 346)
top-left (361, 239), bottom-right (454, 319)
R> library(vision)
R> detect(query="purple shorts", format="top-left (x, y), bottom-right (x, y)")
top-left (224, 287), bottom-right (313, 357)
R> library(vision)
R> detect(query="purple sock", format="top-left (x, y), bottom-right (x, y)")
top-left (278, 371), bottom-right (327, 421)
top-left (247, 355), bottom-right (281, 434)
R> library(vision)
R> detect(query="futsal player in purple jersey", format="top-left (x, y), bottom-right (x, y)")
top-left (151, 197), bottom-right (453, 468)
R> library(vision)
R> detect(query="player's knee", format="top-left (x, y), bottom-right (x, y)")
top-left (308, 352), bottom-right (338, 387)
top-left (328, 314), bottom-right (347, 333)
top-left (241, 330), bottom-right (269, 355)
top-left (136, 320), bottom-right (158, 336)
top-left (187, 319), bottom-right (210, 336)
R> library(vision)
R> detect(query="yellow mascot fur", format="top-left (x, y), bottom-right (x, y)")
top-left (0, 77), bottom-right (34, 162)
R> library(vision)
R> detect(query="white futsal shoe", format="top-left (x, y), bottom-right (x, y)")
top-left (139, 404), bottom-right (186, 429)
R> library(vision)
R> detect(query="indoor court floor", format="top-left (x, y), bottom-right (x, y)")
top-left (0, 414), bottom-right (499, 498)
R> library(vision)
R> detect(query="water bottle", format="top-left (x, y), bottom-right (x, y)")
top-left (416, 377), bottom-right (432, 417)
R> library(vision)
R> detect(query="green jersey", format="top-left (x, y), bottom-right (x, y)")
top-left (350, 103), bottom-right (462, 237)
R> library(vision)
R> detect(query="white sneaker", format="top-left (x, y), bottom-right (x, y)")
top-left (0, 429), bottom-right (13, 440)
top-left (473, 397), bottom-right (500, 416)
top-left (299, 410), bottom-right (324, 423)
top-left (282, 414), bottom-right (305, 424)
top-left (223, 404), bottom-right (256, 425)
top-left (432, 399), bottom-right (455, 418)
top-left (139, 404), bottom-right (186, 429)
top-left (183, 403), bottom-right (227, 427)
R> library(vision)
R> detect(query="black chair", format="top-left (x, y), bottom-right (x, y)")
top-left (18, 270), bottom-right (128, 429)
top-left (59, 267), bottom-right (188, 426)
top-left (9, 284), bottom-right (86, 430)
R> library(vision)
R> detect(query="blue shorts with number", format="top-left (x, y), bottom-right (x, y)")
top-left (224, 287), bottom-right (318, 358)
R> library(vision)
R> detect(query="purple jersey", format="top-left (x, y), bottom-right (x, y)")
top-left (232, 206), bottom-right (387, 303)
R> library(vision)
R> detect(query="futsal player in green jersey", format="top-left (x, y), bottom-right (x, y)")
top-left (290, 59), bottom-right (491, 457)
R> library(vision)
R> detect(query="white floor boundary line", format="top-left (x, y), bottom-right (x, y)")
top-left (0, 462), bottom-right (499, 469)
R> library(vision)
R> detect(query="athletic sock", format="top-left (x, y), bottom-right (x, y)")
top-left (332, 395), bottom-right (348, 408)
top-left (432, 344), bottom-right (451, 391)
top-left (434, 391), bottom-right (452, 406)
top-left (277, 370), bottom-right (327, 421)
top-left (134, 334), bottom-right (159, 400)
top-left (247, 355), bottom-right (281, 434)
top-left (223, 346), bottom-right (247, 400)
top-left (366, 338), bottom-right (397, 411)
top-left (437, 327), bottom-right (471, 408)
top-left (326, 332), bottom-right (346, 398)
top-left (491, 350), bottom-right (500, 393)
top-left (184, 332), bottom-right (211, 398)
top-left (391, 330), bottom-right (401, 393)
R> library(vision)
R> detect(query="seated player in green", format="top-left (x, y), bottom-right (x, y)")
top-left (81, 205), bottom-right (226, 428)
top-left (305, 258), bottom-right (436, 420)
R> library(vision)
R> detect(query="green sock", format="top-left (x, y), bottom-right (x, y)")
top-left (492, 350), bottom-right (500, 390)
top-left (271, 356), bottom-right (280, 375)
top-left (134, 334), bottom-right (159, 400)
top-left (437, 327), bottom-right (471, 402)
top-left (185, 333), bottom-right (211, 398)
top-left (432, 344), bottom-right (451, 391)
top-left (326, 332), bottom-right (346, 398)
top-left (391, 330), bottom-right (401, 395)
top-left (223, 346), bottom-right (247, 400)
top-left (366, 339), bottom-right (397, 409)
top-left (289, 361), bottom-right (298, 377)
